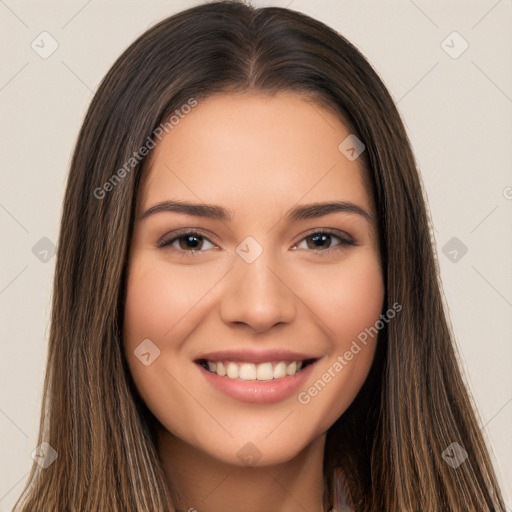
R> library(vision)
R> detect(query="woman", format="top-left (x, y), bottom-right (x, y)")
top-left (13, 1), bottom-right (507, 511)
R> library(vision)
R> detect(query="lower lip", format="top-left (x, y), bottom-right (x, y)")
top-left (196, 361), bottom-right (317, 404)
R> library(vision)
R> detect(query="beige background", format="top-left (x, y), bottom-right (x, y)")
top-left (0, 0), bottom-right (511, 510)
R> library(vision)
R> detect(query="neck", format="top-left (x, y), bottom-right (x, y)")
top-left (157, 427), bottom-right (328, 512)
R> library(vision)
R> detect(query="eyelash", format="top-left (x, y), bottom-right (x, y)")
top-left (157, 228), bottom-right (356, 257)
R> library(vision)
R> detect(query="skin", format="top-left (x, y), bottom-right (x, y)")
top-left (123, 91), bottom-right (385, 512)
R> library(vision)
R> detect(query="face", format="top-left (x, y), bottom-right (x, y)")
top-left (123, 91), bottom-right (384, 467)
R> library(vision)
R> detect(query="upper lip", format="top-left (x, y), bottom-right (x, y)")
top-left (194, 349), bottom-right (320, 364)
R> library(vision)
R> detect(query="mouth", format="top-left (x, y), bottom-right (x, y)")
top-left (195, 355), bottom-right (320, 404)
top-left (195, 358), bottom-right (318, 381)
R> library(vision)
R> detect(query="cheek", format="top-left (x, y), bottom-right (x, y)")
top-left (293, 251), bottom-right (384, 432)
top-left (123, 258), bottom-right (206, 440)
top-left (123, 259), bottom-right (179, 390)
top-left (124, 258), bottom-right (198, 343)
top-left (301, 250), bottom-right (385, 340)
top-left (339, 258), bottom-right (384, 337)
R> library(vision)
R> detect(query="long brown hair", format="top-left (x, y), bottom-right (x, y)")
top-left (13, 1), bottom-right (506, 510)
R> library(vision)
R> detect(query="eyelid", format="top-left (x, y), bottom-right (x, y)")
top-left (295, 227), bottom-right (355, 246)
top-left (157, 228), bottom-right (218, 251)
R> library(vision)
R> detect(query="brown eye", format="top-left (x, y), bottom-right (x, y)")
top-left (158, 230), bottom-right (216, 255)
top-left (294, 229), bottom-right (355, 253)
top-left (175, 234), bottom-right (205, 251)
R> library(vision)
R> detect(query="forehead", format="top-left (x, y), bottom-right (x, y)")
top-left (139, 91), bottom-right (374, 219)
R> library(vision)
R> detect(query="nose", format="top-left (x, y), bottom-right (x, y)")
top-left (219, 250), bottom-right (297, 333)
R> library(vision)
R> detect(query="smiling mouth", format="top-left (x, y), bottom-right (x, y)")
top-left (196, 358), bottom-right (317, 381)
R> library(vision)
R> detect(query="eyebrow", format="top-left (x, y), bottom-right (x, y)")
top-left (139, 200), bottom-right (373, 223)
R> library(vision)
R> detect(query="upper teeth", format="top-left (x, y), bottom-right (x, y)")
top-left (206, 361), bottom-right (304, 380)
